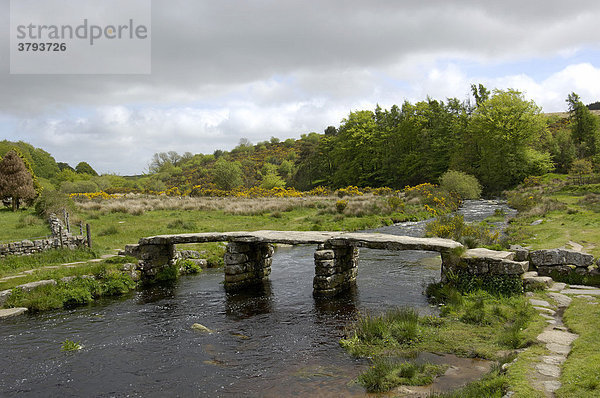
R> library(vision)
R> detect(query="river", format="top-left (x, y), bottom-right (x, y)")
top-left (0, 200), bottom-right (514, 397)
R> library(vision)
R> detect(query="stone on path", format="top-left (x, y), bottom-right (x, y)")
top-left (542, 355), bottom-right (566, 365)
top-left (547, 292), bottom-right (572, 307)
top-left (529, 299), bottom-right (552, 307)
top-left (536, 363), bottom-right (561, 378)
top-left (0, 307), bottom-right (27, 318)
top-left (548, 282), bottom-right (567, 292)
top-left (562, 288), bottom-right (600, 295)
top-left (537, 330), bottom-right (578, 346)
top-left (534, 307), bottom-right (556, 316)
top-left (542, 380), bottom-right (561, 393)
top-left (545, 343), bottom-right (572, 355)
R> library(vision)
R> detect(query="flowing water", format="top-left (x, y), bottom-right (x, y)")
top-left (0, 200), bottom-right (512, 397)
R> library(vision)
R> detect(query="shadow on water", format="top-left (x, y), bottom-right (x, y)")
top-left (0, 200), bottom-right (511, 397)
top-left (225, 281), bottom-right (274, 320)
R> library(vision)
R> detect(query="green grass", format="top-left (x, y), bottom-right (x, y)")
top-left (0, 207), bottom-right (51, 243)
top-left (506, 191), bottom-right (600, 257)
top-left (341, 290), bottom-right (547, 394)
top-left (0, 248), bottom-right (98, 279)
top-left (0, 255), bottom-right (137, 291)
top-left (5, 266), bottom-right (136, 311)
top-left (358, 358), bottom-right (447, 392)
top-left (341, 291), bottom-right (546, 361)
top-left (433, 369), bottom-right (508, 397)
top-left (558, 297), bottom-right (600, 397)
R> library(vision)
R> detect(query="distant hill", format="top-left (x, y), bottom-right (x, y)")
top-left (545, 109), bottom-right (600, 118)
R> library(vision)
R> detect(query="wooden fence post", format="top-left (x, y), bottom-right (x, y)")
top-left (59, 225), bottom-right (63, 248)
top-left (86, 224), bottom-right (92, 249)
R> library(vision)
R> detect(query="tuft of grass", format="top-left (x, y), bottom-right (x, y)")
top-left (177, 259), bottom-right (202, 274)
top-left (357, 358), bottom-right (446, 392)
top-left (97, 225), bottom-right (119, 236)
top-left (432, 369), bottom-right (508, 397)
top-left (61, 339), bottom-right (82, 352)
top-left (166, 218), bottom-right (197, 230)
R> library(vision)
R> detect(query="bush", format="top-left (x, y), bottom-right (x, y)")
top-left (439, 170), bottom-right (482, 200)
top-left (177, 259), bottom-right (202, 274)
top-left (34, 190), bottom-right (75, 219)
top-left (335, 200), bottom-right (348, 213)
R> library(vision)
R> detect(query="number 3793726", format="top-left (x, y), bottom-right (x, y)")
top-left (17, 42), bottom-right (66, 51)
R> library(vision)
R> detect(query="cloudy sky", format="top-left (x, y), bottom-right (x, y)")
top-left (2, 0), bottom-right (600, 175)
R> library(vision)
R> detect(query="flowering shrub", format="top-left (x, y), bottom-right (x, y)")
top-left (336, 186), bottom-right (363, 198)
top-left (69, 191), bottom-right (118, 201)
top-left (336, 200), bottom-right (348, 213)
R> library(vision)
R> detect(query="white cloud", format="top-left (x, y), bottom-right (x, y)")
top-left (1, 1), bottom-right (600, 173)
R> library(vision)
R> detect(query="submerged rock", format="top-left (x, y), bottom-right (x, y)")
top-left (191, 323), bottom-right (213, 333)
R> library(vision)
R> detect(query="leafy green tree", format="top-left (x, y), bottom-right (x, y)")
top-left (75, 161), bottom-right (98, 176)
top-left (212, 158), bottom-right (243, 190)
top-left (469, 89), bottom-right (549, 192)
top-left (569, 158), bottom-right (594, 184)
top-left (548, 128), bottom-right (576, 173)
top-left (439, 170), bottom-right (482, 199)
top-left (0, 150), bottom-right (37, 211)
top-left (567, 92), bottom-right (600, 158)
top-left (57, 162), bottom-right (75, 172)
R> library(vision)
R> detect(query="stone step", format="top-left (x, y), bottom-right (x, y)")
top-left (522, 271), bottom-right (553, 288)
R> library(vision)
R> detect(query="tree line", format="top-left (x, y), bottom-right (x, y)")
top-left (1, 86), bottom-right (599, 205)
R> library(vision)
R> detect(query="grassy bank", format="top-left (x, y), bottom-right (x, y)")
top-left (559, 296), bottom-right (600, 397)
top-left (505, 176), bottom-right (600, 257)
top-left (4, 256), bottom-right (138, 312)
top-left (340, 285), bottom-right (547, 393)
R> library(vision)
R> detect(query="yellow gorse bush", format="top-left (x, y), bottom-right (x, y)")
top-left (69, 191), bottom-right (118, 200)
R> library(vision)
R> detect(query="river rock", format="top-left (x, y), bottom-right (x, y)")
top-left (178, 250), bottom-right (202, 259)
top-left (0, 307), bottom-right (28, 318)
top-left (191, 323), bottom-right (213, 333)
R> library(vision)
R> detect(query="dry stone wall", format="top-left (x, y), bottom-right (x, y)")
top-left (0, 214), bottom-right (87, 258)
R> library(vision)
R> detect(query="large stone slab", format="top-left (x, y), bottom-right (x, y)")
top-left (463, 248), bottom-right (515, 261)
top-left (530, 248), bottom-right (594, 267)
top-left (138, 231), bottom-right (463, 252)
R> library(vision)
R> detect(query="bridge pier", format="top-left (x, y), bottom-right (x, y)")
top-left (313, 244), bottom-right (359, 297)
top-left (224, 242), bottom-right (274, 291)
top-left (135, 243), bottom-right (176, 278)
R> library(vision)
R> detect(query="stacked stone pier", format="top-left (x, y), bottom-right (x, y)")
top-left (224, 242), bottom-right (274, 291)
top-left (127, 230), bottom-right (509, 297)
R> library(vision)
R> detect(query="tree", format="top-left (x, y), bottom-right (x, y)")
top-left (0, 150), bottom-right (37, 211)
top-left (469, 89), bottom-right (550, 192)
top-left (566, 92), bottom-right (600, 158)
top-left (212, 158), bottom-right (243, 190)
top-left (471, 83), bottom-right (490, 108)
top-left (569, 159), bottom-right (593, 185)
top-left (75, 161), bottom-right (98, 176)
top-left (57, 162), bottom-right (75, 172)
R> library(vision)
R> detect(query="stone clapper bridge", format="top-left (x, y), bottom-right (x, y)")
top-left (127, 230), bottom-right (530, 297)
